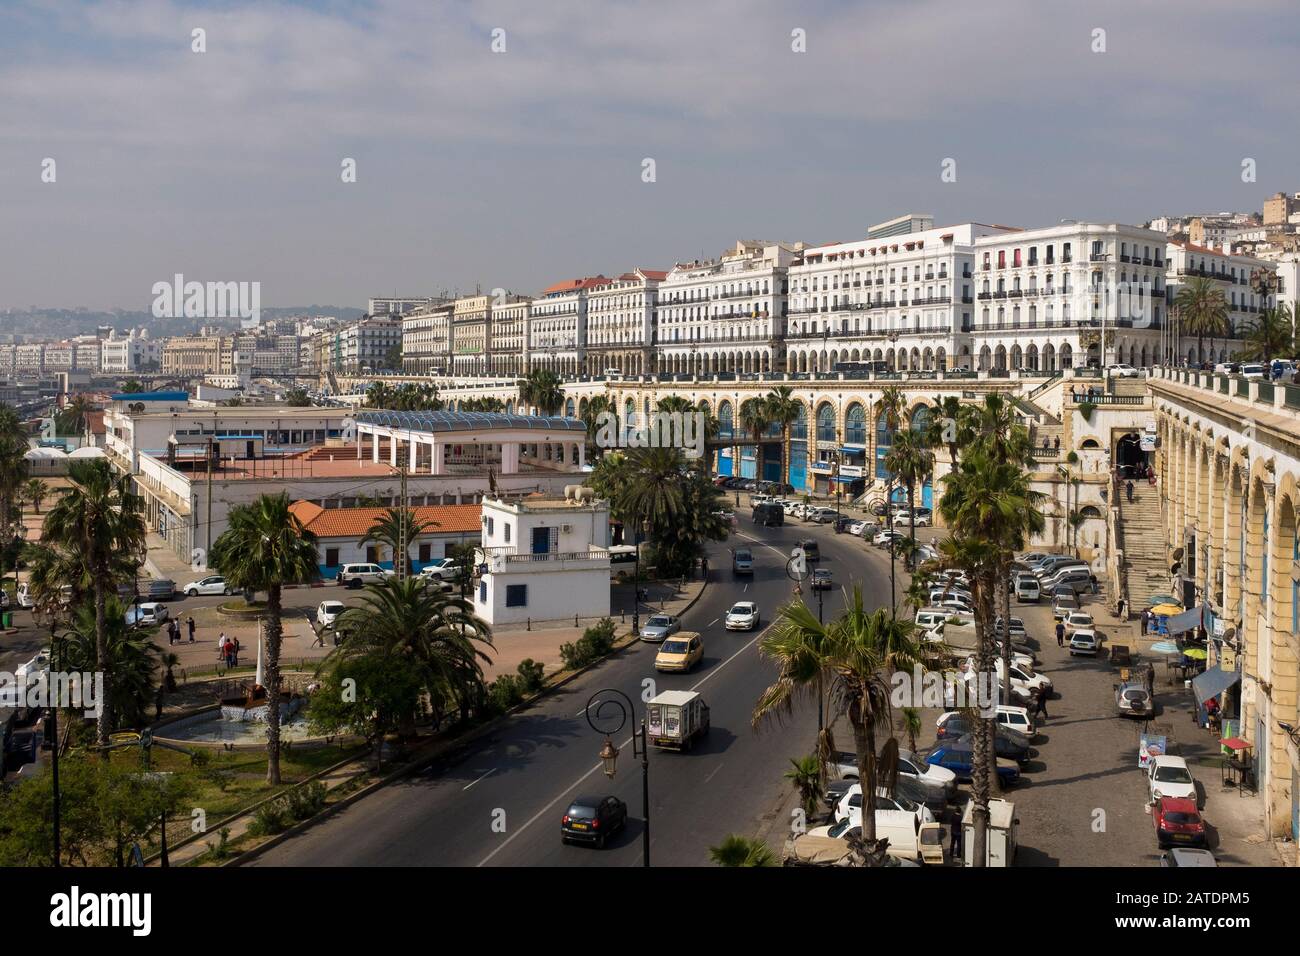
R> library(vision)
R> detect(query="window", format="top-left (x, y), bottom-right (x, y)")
top-left (366, 546), bottom-right (378, 564)
top-left (486, 516), bottom-right (494, 535)
top-left (325, 548), bottom-right (340, 568)
top-left (479, 580), bottom-right (487, 603)
top-left (504, 522), bottom-right (511, 544)
top-left (506, 584), bottom-right (528, 607)
top-left (418, 543), bottom-right (431, 562)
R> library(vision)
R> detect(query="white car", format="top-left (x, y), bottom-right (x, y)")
top-left (125, 602), bottom-right (169, 627)
top-left (337, 563), bottom-right (392, 587)
top-left (183, 575), bottom-right (230, 597)
top-left (316, 600), bottom-right (347, 629)
top-left (1105, 363), bottom-right (1140, 378)
top-left (1069, 628), bottom-right (1099, 656)
top-left (1239, 363), bottom-right (1267, 379)
top-left (829, 750), bottom-right (957, 796)
top-left (1063, 611), bottom-right (1094, 634)
top-left (941, 705), bottom-right (1036, 738)
top-left (1148, 755), bottom-right (1197, 803)
top-left (847, 520), bottom-right (867, 536)
top-left (15, 649), bottom-right (51, 681)
top-left (872, 530), bottom-right (904, 547)
top-left (15, 581), bottom-right (34, 608)
top-left (834, 784), bottom-right (935, 827)
top-left (806, 507), bottom-right (838, 523)
top-left (892, 512), bottom-right (931, 527)
top-left (724, 602), bottom-right (759, 630)
top-left (418, 559), bottom-right (460, 582)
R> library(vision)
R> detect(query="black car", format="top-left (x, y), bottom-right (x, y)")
top-left (561, 795), bottom-right (628, 847)
top-left (954, 731), bottom-right (1031, 765)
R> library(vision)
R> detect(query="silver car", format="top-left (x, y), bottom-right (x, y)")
top-left (639, 614), bottom-right (681, 643)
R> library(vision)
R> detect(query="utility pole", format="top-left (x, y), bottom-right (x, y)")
top-left (397, 459), bottom-right (409, 580)
top-left (205, 436), bottom-right (214, 557)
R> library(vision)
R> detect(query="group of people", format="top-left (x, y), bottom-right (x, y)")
top-left (218, 633), bottom-right (240, 668)
top-left (166, 615), bottom-right (196, 645)
top-left (1070, 385), bottom-right (1104, 402)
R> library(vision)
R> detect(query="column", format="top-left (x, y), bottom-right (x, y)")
top-left (390, 433), bottom-right (398, 467)
top-left (577, 438), bottom-right (585, 471)
top-left (409, 436), bottom-right (418, 471)
top-left (502, 441), bottom-right (519, 473)
top-left (372, 429), bottom-right (380, 463)
top-left (432, 441), bottom-right (445, 474)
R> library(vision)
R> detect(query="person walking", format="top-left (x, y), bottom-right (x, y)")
top-left (1055, 620), bottom-right (1065, 647)
top-left (1053, 435), bottom-right (1060, 452)
top-left (1033, 688), bottom-right (1049, 720)
top-left (948, 806), bottom-right (964, 863)
top-left (1140, 610), bottom-right (1149, 635)
top-left (1126, 480), bottom-right (1135, 503)
top-left (187, 615), bottom-right (196, 643)
top-left (231, 636), bottom-right (240, 668)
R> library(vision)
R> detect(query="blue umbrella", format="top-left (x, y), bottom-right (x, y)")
top-left (1150, 641), bottom-right (1180, 655)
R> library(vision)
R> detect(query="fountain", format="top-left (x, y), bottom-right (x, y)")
top-left (218, 630), bottom-right (303, 723)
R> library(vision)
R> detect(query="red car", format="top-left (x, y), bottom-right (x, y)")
top-left (1153, 797), bottom-right (1205, 848)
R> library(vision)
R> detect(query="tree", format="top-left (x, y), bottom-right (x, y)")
top-left (708, 834), bottom-right (777, 867)
top-left (883, 428), bottom-right (934, 564)
top-left (1239, 303), bottom-right (1295, 366)
top-left (0, 406), bottom-right (30, 539)
top-left (58, 394), bottom-right (96, 441)
top-left (901, 707), bottom-right (922, 754)
top-left (121, 378), bottom-right (144, 395)
top-left (1174, 276), bottom-right (1229, 364)
top-left (517, 369), bottom-right (565, 416)
top-left (753, 587), bottom-right (924, 857)
top-left (359, 506), bottom-right (438, 578)
top-left (738, 397), bottom-right (771, 483)
top-left (923, 395), bottom-right (966, 468)
top-left (22, 478), bottom-right (49, 514)
top-left (309, 650), bottom-right (426, 770)
top-left (64, 597), bottom-right (162, 729)
top-left (580, 395), bottom-right (612, 458)
top-left (284, 386), bottom-right (312, 407)
top-left (208, 493), bottom-right (321, 784)
top-left (614, 446), bottom-right (728, 577)
top-left (764, 386), bottom-right (802, 489)
top-left (42, 459), bottom-right (147, 748)
top-left (785, 754), bottom-right (825, 818)
top-left (332, 576), bottom-right (492, 734)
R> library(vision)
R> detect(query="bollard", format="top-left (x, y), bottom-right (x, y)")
top-left (621, 609), bottom-right (626, 622)
top-left (527, 617), bottom-right (531, 631)
top-left (575, 613), bottom-right (579, 627)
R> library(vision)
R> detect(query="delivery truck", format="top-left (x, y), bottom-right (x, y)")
top-left (646, 690), bottom-right (710, 751)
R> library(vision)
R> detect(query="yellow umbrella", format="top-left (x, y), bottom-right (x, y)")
top-left (1150, 603), bottom-right (1182, 616)
top-left (1183, 647), bottom-right (1208, 660)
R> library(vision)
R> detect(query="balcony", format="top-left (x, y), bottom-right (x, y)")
top-left (482, 546), bottom-right (611, 574)
top-left (1089, 252), bottom-right (1109, 262)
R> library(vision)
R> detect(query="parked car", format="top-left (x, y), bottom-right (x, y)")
top-left (806, 507), bottom-right (838, 524)
top-left (1115, 681), bottom-right (1154, 718)
top-left (417, 560), bottom-right (460, 582)
top-left (892, 512), bottom-right (931, 528)
top-left (560, 795), bottom-right (628, 848)
top-left (1153, 797), bottom-right (1206, 848)
top-left (15, 649), bottom-right (50, 681)
top-left (142, 578), bottom-right (176, 601)
top-left (316, 600), bottom-right (347, 629)
top-left (940, 705), bottom-right (1036, 739)
top-left (1239, 363), bottom-right (1267, 379)
top-left (993, 616), bottom-right (1027, 640)
top-left (338, 563), bottom-right (392, 587)
top-left (1069, 628), bottom-right (1099, 656)
top-left (1148, 755), bottom-right (1197, 803)
top-left (1053, 592), bottom-right (1080, 620)
top-left (1160, 848), bottom-right (1217, 868)
top-left (1105, 363), bottom-right (1140, 378)
top-left (935, 714), bottom-right (1032, 750)
top-left (1014, 574), bottom-right (1041, 602)
top-left (873, 530), bottom-right (905, 548)
top-left (1064, 610), bottom-right (1095, 634)
top-left (725, 602), bottom-right (759, 630)
top-left (847, 520), bottom-right (868, 536)
top-left (183, 575), bottom-right (230, 597)
top-left (654, 634), bottom-right (704, 672)
top-left (954, 731), bottom-right (1031, 765)
top-left (835, 784), bottom-right (935, 827)
top-left (925, 741), bottom-right (1021, 785)
top-left (639, 614), bottom-right (681, 643)
top-left (125, 602), bottom-right (169, 627)
top-left (830, 749), bottom-right (957, 802)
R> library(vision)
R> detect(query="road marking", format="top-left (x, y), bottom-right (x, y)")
top-left (704, 763), bottom-right (725, 785)
top-left (708, 618), bottom-right (718, 627)
top-left (463, 767), bottom-right (496, 791)
top-left (476, 623), bottom-right (775, 867)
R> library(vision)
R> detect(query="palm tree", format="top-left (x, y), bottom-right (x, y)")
top-left (616, 446), bottom-right (688, 542)
top-left (883, 429), bottom-right (934, 562)
top-left (738, 398), bottom-right (771, 483)
top-left (59, 394), bottom-right (96, 442)
top-left (517, 369), bottom-right (565, 416)
top-left (284, 387), bottom-right (312, 407)
top-left (580, 395), bottom-right (612, 459)
top-left (359, 506), bottom-right (437, 578)
top-left (22, 478), bottom-right (49, 514)
top-left (901, 707), bottom-right (922, 754)
top-left (1239, 303), bottom-right (1295, 366)
top-left (334, 576), bottom-right (492, 733)
top-left (708, 834), bottom-right (777, 867)
top-left (0, 406), bottom-right (30, 537)
top-left (753, 587), bottom-right (924, 856)
top-left (764, 387), bottom-right (802, 490)
top-left (42, 459), bottom-right (146, 748)
top-left (785, 754), bottom-right (825, 818)
top-left (364, 381), bottom-right (393, 409)
top-left (65, 597), bottom-right (162, 728)
top-left (1174, 276), bottom-right (1229, 365)
top-left (924, 395), bottom-right (966, 468)
top-left (208, 493), bottom-right (321, 784)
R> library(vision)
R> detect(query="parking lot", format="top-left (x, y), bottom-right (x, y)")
top-left (744, 500), bottom-right (1279, 866)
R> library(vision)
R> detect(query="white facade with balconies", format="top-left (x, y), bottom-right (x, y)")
top-left (584, 270), bottom-right (665, 377)
top-left (1165, 241), bottom-right (1277, 367)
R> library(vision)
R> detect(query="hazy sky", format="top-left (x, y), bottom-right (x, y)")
top-left (2, 0), bottom-right (1297, 312)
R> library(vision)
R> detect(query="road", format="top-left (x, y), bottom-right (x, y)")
top-left (251, 513), bottom-right (900, 866)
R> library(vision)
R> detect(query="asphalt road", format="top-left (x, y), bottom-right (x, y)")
top-left (251, 514), bottom-right (899, 866)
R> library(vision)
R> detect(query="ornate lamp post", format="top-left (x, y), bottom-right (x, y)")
top-left (584, 689), bottom-right (649, 866)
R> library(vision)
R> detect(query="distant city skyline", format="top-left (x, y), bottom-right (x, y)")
top-left (1, 0), bottom-right (1298, 312)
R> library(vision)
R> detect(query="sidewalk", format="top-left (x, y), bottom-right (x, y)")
top-left (147, 606), bottom-right (331, 676)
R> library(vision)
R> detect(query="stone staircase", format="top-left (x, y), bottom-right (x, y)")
top-left (1117, 479), bottom-right (1168, 606)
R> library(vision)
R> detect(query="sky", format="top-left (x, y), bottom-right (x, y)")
top-left (1, 0), bottom-right (1298, 312)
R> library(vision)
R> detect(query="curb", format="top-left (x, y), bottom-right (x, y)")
top-left (227, 573), bottom-right (710, 865)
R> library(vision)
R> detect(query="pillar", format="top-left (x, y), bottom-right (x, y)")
top-left (502, 441), bottom-right (519, 473)
top-left (432, 441), bottom-right (445, 474)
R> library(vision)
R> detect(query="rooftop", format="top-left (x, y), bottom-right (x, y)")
top-left (357, 409), bottom-right (586, 434)
top-left (288, 500), bottom-right (481, 538)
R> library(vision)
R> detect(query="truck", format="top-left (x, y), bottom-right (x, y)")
top-left (962, 798), bottom-right (1019, 867)
top-left (646, 690), bottom-right (710, 751)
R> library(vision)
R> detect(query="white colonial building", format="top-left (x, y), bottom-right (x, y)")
top-left (1164, 241), bottom-right (1278, 367)
top-left (474, 494), bottom-right (611, 626)
top-left (529, 277), bottom-right (607, 377)
top-left (584, 270), bottom-right (665, 377)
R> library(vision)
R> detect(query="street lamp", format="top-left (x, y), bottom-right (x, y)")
top-left (584, 689), bottom-right (649, 866)
top-left (45, 629), bottom-right (74, 868)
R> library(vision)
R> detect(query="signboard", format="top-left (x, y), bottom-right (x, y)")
top-left (837, 464), bottom-right (864, 478)
top-left (1139, 434), bottom-right (1156, 452)
top-left (1138, 733), bottom-right (1167, 769)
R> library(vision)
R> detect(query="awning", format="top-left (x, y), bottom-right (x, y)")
top-left (1167, 605), bottom-right (1206, 634)
top-left (831, 475), bottom-right (860, 484)
top-left (1191, 666), bottom-right (1241, 703)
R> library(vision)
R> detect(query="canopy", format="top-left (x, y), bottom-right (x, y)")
top-left (1145, 594), bottom-right (1181, 607)
top-left (1220, 737), bottom-right (1251, 751)
top-left (1149, 641), bottom-right (1181, 655)
top-left (1166, 605), bottom-right (1206, 634)
top-left (1191, 666), bottom-right (1241, 703)
top-left (1150, 602), bottom-right (1183, 617)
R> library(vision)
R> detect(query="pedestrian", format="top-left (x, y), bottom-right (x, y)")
top-left (1126, 480), bottom-right (1135, 502)
top-left (1053, 436), bottom-right (1060, 452)
top-left (1145, 662), bottom-right (1155, 695)
top-left (218, 632), bottom-right (228, 662)
top-left (1117, 598), bottom-right (1126, 620)
top-left (1034, 688), bottom-right (1049, 720)
top-left (1140, 610), bottom-right (1149, 635)
top-left (1055, 620), bottom-right (1065, 647)
top-left (232, 636), bottom-right (240, 667)
top-left (949, 806), bottom-right (964, 862)
top-left (166, 620), bottom-right (175, 645)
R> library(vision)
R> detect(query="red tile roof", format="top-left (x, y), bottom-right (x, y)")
top-left (541, 276), bottom-right (610, 295)
top-left (288, 500), bottom-right (482, 539)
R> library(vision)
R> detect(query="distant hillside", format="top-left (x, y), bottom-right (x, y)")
top-left (0, 306), bottom-right (366, 340)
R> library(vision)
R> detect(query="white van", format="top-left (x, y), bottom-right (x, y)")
top-left (914, 607), bottom-right (959, 632)
top-left (336, 563), bottom-right (391, 587)
top-left (1014, 574), bottom-right (1040, 602)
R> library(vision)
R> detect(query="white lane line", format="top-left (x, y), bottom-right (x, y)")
top-left (463, 767), bottom-right (496, 791)
top-left (476, 623), bottom-right (775, 867)
top-left (708, 618), bottom-right (719, 627)
top-left (703, 763), bottom-right (725, 785)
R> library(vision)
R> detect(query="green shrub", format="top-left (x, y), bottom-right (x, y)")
top-left (284, 781), bottom-right (327, 821)
top-left (487, 674), bottom-right (525, 713)
top-left (248, 800), bottom-right (293, 837)
top-left (1077, 401), bottom-right (1096, 422)
top-left (516, 659), bottom-right (546, 694)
